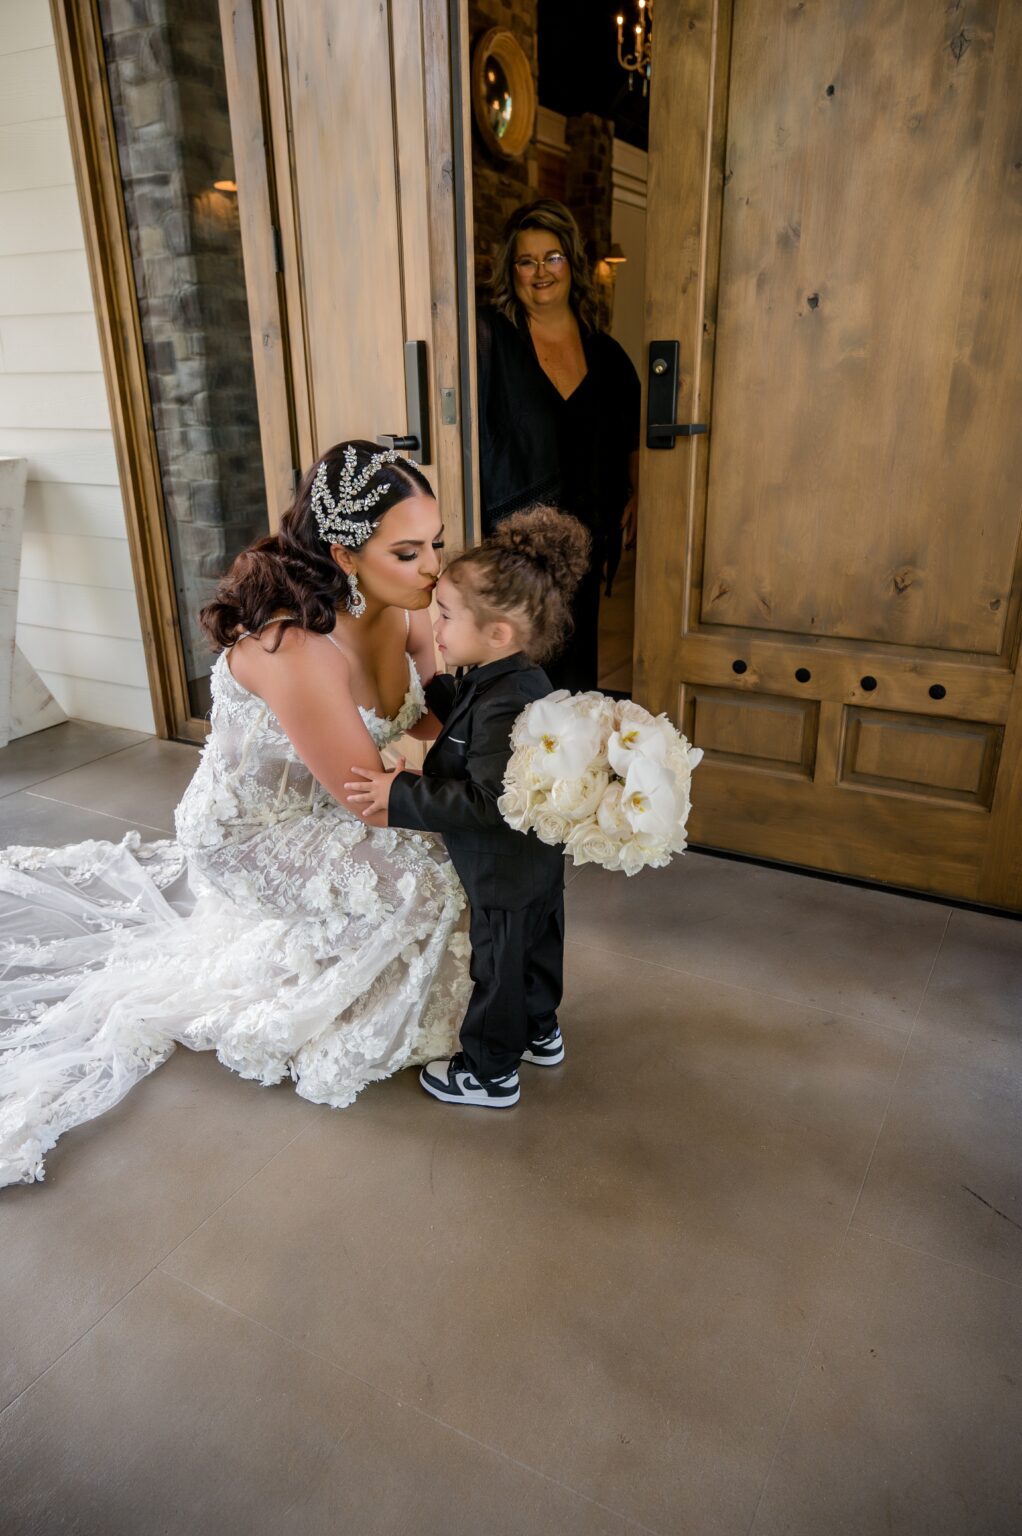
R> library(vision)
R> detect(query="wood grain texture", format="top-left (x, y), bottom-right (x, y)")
top-left (219, 0), bottom-right (300, 526)
top-left (276, 0), bottom-right (406, 453)
top-left (247, 0), bottom-right (466, 540)
top-left (635, 0), bottom-right (1022, 907)
top-left (840, 709), bottom-right (1001, 807)
top-left (634, 0), bottom-right (722, 719)
top-left (701, 0), bottom-right (1022, 658)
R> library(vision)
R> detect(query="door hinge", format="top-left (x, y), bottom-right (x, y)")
top-left (271, 226), bottom-right (284, 274)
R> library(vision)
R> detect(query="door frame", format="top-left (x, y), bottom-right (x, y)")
top-left (50, 0), bottom-right (202, 742)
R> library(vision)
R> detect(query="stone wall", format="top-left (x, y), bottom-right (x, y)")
top-left (469, 0), bottom-right (539, 291)
top-left (564, 112), bottom-right (616, 331)
top-left (99, 0), bottom-right (267, 708)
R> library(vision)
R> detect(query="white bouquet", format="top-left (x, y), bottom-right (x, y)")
top-left (498, 690), bottom-right (703, 876)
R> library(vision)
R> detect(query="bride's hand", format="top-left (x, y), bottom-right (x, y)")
top-left (345, 757), bottom-right (412, 822)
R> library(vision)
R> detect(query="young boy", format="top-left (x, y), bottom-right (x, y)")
top-left (346, 508), bottom-right (589, 1108)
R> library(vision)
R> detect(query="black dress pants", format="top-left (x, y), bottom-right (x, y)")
top-left (459, 885), bottom-right (564, 1080)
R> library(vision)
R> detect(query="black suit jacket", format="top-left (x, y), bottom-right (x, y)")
top-left (387, 652), bottom-right (564, 912)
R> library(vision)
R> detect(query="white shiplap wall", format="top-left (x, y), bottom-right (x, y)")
top-left (0, 0), bottom-right (155, 733)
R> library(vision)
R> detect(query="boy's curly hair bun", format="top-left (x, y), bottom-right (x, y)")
top-left (447, 505), bottom-right (591, 665)
top-left (489, 505), bottom-right (591, 597)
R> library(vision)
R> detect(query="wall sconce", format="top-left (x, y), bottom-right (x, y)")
top-left (213, 156), bottom-right (237, 194)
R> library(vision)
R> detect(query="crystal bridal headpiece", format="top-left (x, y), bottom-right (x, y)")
top-left (311, 444), bottom-right (406, 549)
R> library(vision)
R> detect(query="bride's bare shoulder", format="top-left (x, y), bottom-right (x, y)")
top-left (229, 623), bottom-right (351, 694)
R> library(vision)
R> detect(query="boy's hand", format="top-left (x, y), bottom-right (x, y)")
top-left (345, 758), bottom-right (419, 823)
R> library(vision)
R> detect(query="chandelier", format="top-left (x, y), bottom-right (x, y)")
top-left (615, 0), bottom-right (653, 94)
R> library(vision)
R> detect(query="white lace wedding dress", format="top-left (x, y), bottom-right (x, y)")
top-left (0, 646), bottom-right (471, 1188)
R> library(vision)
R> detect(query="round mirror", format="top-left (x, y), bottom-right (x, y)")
top-left (471, 29), bottom-right (535, 161)
top-left (483, 55), bottom-right (513, 141)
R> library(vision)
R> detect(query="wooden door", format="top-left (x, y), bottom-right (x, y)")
top-left (635, 0), bottom-right (1022, 908)
top-left (219, 0), bottom-right (466, 545)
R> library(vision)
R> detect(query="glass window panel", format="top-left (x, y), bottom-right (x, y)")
top-left (98, 0), bottom-right (269, 719)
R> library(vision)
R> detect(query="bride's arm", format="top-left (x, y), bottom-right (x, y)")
top-left (229, 628), bottom-right (383, 813)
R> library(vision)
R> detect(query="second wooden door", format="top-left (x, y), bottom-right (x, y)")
top-left (635, 0), bottom-right (1022, 908)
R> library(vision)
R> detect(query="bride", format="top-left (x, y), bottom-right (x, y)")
top-left (0, 441), bottom-right (472, 1188)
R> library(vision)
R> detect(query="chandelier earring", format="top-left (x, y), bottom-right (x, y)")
top-left (346, 570), bottom-right (367, 619)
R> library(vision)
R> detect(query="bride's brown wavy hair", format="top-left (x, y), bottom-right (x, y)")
top-left (199, 440), bottom-right (433, 652)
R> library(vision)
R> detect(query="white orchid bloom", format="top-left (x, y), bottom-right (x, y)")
top-left (607, 719), bottom-right (671, 777)
top-left (520, 696), bottom-right (603, 781)
top-left (621, 757), bottom-right (679, 843)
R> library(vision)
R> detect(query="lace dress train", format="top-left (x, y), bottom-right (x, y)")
top-left (0, 649), bottom-right (471, 1188)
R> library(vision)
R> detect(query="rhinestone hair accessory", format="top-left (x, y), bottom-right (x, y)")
top-left (310, 445), bottom-right (405, 548)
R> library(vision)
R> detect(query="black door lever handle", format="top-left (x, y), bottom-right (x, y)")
top-left (647, 422), bottom-right (708, 442)
top-left (377, 341), bottom-right (432, 464)
top-left (646, 340), bottom-right (708, 449)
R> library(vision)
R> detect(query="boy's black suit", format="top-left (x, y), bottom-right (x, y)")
top-left (388, 652), bottom-right (564, 1079)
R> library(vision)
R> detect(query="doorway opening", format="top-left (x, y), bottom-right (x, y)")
top-left (465, 0), bottom-right (649, 695)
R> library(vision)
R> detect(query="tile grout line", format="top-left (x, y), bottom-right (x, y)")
top-left (30, 734), bottom-right (197, 785)
top-left (152, 1123), bottom-right (317, 1277)
top-left (23, 790), bottom-right (174, 838)
top-left (843, 907), bottom-right (951, 1236)
top-left (0, 1122), bottom-right (311, 1423)
top-left (847, 1223), bottom-right (1022, 1294)
top-left (743, 908), bottom-right (954, 1535)
top-left (743, 1310), bottom-right (825, 1536)
top-left (0, 735), bottom-right (155, 801)
top-left (159, 1270), bottom-right (664, 1536)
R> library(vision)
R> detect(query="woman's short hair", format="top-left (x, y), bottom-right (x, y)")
top-left (490, 199), bottom-right (600, 335)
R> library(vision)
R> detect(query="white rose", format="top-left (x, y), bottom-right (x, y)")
top-left (593, 780), bottom-right (633, 841)
top-left (508, 742), bottom-right (555, 791)
top-left (498, 783), bottom-right (535, 832)
top-left (531, 806), bottom-right (572, 847)
top-left (548, 769), bottom-right (611, 823)
top-left (565, 819), bottom-right (622, 871)
top-left (595, 781), bottom-right (634, 840)
top-left (617, 836), bottom-right (670, 877)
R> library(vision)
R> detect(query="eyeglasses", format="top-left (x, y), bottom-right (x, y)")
top-left (512, 252), bottom-right (567, 277)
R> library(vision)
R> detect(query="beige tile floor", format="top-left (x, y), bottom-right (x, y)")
top-left (1, 721), bottom-right (1020, 1536)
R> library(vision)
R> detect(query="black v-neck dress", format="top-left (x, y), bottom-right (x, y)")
top-left (476, 305), bottom-right (641, 691)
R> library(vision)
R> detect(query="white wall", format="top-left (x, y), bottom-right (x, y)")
top-left (0, 0), bottom-right (154, 734)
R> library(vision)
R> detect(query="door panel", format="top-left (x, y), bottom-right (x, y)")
top-left (636, 0), bottom-right (1022, 907)
top-left (221, 0), bottom-right (465, 542)
top-left (701, 0), bottom-right (1022, 656)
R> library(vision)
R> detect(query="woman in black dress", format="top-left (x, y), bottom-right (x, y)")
top-left (476, 198), bottom-right (641, 692)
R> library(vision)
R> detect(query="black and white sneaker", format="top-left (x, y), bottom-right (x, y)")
top-left (419, 1052), bottom-right (520, 1108)
top-left (521, 1025), bottom-right (565, 1068)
